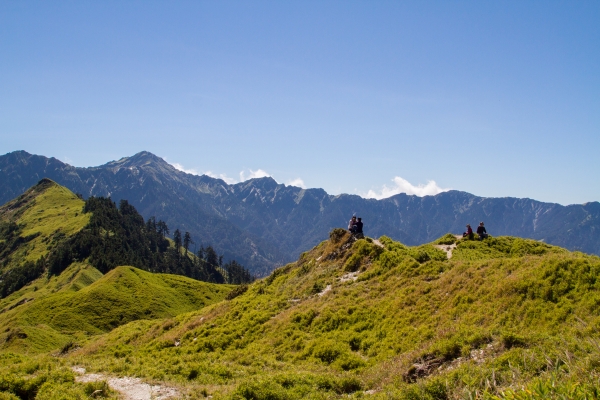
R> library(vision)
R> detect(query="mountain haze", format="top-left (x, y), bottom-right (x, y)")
top-left (1, 150), bottom-right (599, 276)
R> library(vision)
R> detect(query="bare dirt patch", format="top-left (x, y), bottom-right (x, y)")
top-left (340, 271), bottom-right (360, 282)
top-left (73, 367), bottom-right (179, 400)
top-left (372, 239), bottom-right (384, 248)
top-left (318, 284), bottom-right (332, 297)
top-left (433, 243), bottom-right (457, 259)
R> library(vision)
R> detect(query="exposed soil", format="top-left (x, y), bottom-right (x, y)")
top-left (72, 367), bottom-right (179, 400)
top-left (372, 239), bottom-right (384, 248)
top-left (433, 243), bottom-right (457, 259)
top-left (433, 235), bottom-right (462, 259)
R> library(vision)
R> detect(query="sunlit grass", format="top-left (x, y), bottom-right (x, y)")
top-left (53, 232), bottom-right (600, 398)
top-left (15, 183), bottom-right (89, 263)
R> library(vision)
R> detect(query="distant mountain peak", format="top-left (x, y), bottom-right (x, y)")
top-left (129, 151), bottom-right (164, 163)
top-left (103, 151), bottom-right (173, 170)
top-left (234, 176), bottom-right (280, 194)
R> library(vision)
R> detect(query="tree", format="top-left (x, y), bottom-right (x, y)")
top-left (205, 246), bottom-right (218, 267)
top-left (173, 229), bottom-right (182, 251)
top-left (183, 231), bottom-right (192, 254)
top-left (146, 216), bottom-right (157, 232)
top-left (157, 220), bottom-right (169, 237)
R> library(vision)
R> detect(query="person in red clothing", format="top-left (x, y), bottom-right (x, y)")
top-left (463, 224), bottom-right (474, 240)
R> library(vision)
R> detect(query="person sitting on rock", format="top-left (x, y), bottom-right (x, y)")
top-left (355, 217), bottom-right (364, 235)
top-left (477, 222), bottom-right (488, 240)
top-left (348, 215), bottom-right (358, 233)
top-left (463, 224), bottom-right (474, 240)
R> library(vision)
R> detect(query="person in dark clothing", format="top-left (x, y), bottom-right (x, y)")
top-left (477, 222), bottom-right (488, 240)
top-left (463, 224), bottom-right (474, 240)
top-left (355, 218), bottom-right (363, 234)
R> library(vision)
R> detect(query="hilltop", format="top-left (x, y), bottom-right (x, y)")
top-left (1, 179), bottom-right (253, 297)
top-left (0, 180), bottom-right (243, 359)
top-left (1, 150), bottom-right (599, 277)
top-left (2, 230), bottom-right (596, 398)
top-left (0, 178), bottom-right (91, 297)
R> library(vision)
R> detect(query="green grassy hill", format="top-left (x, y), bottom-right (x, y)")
top-left (0, 178), bottom-right (90, 264)
top-left (0, 264), bottom-right (233, 354)
top-left (0, 179), bottom-right (90, 297)
top-left (22, 230), bottom-right (588, 399)
top-left (0, 180), bottom-right (235, 355)
top-left (2, 179), bottom-right (252, 302)
top-left (2, 217), bottom-right (600, 398)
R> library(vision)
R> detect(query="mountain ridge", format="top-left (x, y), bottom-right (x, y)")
top-left (1, 150), bottom-right (598, 276)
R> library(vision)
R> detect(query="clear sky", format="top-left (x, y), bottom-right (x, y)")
top-left (1, 1), bottom-right (598, 205)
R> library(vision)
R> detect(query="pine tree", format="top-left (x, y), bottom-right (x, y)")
top-left (205, 246), bottom-right (218, 267)
top-left (183, 231), bottom-right (192, 254)
top-left (157, 220), bottom-right (169, 237)
top-left (173, 229), bottom-right (182, 251)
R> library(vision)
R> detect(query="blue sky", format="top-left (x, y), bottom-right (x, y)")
top-left (1, 1), bottom-right (598, 205)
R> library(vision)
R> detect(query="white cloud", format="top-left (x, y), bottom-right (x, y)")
top-left (239, 169), bottom-right (271, 182)
top-left (202, 168), bottom-right (272, 184)
top-left (365, 176), bottom-right (450, 199)
top-left (171, 162), bottom-right (202, 176)
top-left (286, 178), bottom-right (306, 189)
top-left (203, 171), bottom-right (238, 185)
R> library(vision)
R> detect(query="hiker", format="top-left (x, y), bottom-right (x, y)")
top-left (463, 224), bottom-right (474, 240)
top-left (477, 222), bottom-right (488, 240)
top-left (355, 218), bottom-right (363, 235)
top-left (348, 215), bottom-right (358, 233)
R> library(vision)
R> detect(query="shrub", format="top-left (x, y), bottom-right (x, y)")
top-left (335, 353), bottom-right (366, 371)
top-left (311, 340), bottom-right (344, 364)
top-left (329, 228), bottom-right (347, 244)
top-left (232, 379), bottom-right (288, 400)
top-left (334, 376), bottom-right (363, 394)
top-left (501, 332), bottom-right (527, 349)
top-left (226, 284), bottom-right (248, 300)
top-left (434, 234), bottom-right (457, 245)
top-left (343, 239), bottom-right (383, 271)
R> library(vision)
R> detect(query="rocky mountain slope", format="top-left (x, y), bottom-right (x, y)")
top-left (2, 150), bottom-right (599, 276)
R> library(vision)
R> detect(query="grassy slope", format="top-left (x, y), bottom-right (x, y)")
top-left (0, 179), bottom-right (90, 268)
top-left (0, 262), bottom-right (104, 353)
top-left (60, 232), bottom-right (600, 399)
top-left (0, 265), bottom-right (234, 354)
top-left (0, 180), bottom-right (235, 355)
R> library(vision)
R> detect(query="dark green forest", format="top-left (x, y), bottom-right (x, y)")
top-left (1, 197), bottom-right (254, 298)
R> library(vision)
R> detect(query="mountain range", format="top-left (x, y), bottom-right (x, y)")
top-left (1, 150), bottom-right (599, 275)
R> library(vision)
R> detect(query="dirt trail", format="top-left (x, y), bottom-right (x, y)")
top-left (433, 235), bottom-right (462, 259)
top-left (433, 243), bottom-right (456, 259)
top-left (72, 367), bottom-right (179, 400)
